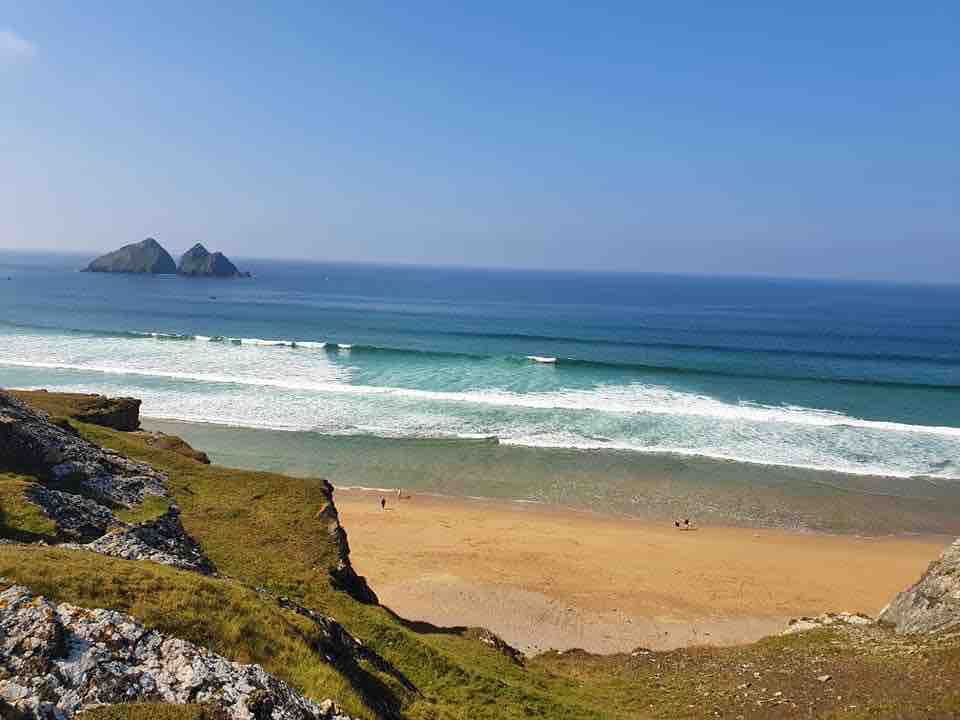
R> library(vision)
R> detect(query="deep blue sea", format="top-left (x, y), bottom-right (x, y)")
top-left (3, 250), bottom-right (960, 481)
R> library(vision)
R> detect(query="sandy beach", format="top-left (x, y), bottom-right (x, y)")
top-left (336, 488), bottom-right (947, 655)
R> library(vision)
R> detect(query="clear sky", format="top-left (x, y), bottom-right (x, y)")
top-left (2, 2), bottom-right (958, 280)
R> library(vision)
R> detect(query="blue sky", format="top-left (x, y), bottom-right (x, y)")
top-left (2, 2), bottom-right (958, 279)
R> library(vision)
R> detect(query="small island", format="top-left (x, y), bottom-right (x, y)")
top-left (178, 243), bottom-right (250, 278)
top-left (83, 237), bottom-right (177, 274)
top-left (84, 238), bottom-right (250, 278)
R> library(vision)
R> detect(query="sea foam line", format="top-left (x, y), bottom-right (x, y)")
top-left (3, 357), bottom-right (960, 439)
top-left (134, 411), bottom-right (959, 480)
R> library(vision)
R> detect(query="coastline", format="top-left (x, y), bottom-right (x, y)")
top-left (142, 416), bottom-right (960, 536)
top-left (139, 414), bottom-right (951, 654)
top-left (334, 487), bottom-right (947, 654)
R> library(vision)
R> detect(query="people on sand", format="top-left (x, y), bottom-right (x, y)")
top-left (674, 518), bottom-right (695, 530)
top-left (381, 497), bottom-right (386, 511)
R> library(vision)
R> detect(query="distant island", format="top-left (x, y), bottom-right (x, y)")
top-left (84, 238), bottom-right (250, 277)
top-left (178, 243), bottom-right (250, 277)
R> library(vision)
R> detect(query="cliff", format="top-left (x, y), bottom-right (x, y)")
top-left (84, 238), bottom-right (177, 274)
top-left (178, 243), bottom-right (250, 277)
top-left (9, 390), bottom-right (141, 431)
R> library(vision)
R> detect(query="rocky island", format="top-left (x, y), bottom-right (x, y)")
top-left (84, 239), bottom-right (250, 278)
top-left (84, 238), bottom-right (177, 274)
top-left (178, 243), bottom-right (250, 278)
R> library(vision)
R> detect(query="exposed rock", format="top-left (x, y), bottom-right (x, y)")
top-left (462, 628), bottom-right (524, 666)
top-left (8, 391), bottom-right (141, 431)
top-left (136, 431), bottom-right (211, 464)
top-left (0, 391), bottom-right (166, 507)
top-left (71, 395), bottom-right (141, 431)
top-left (24, 486), bottom-right (120, 543)
top-left (782, 612), bottom-right (874, 635)
top-left (73, 506), bottom-right (216, 575)
top-left (178, 244), bottom-right (250, 278)
top-left (879, 537), bottom-right (960, 635)
top-left (84, 238), bottom-right (177, 274)
top-left (0, 585), bottom-right (355, 719)
top-left (257, 588), bottom-right (417, 715)
top-left (316, 482), bottom-right (378, 605)
top-left (1, 391), bottom-right (214, 574)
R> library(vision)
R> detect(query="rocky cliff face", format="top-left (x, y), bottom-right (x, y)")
top-left (9, 390), bottom-right (141, 432)
top-left (879, 538), bottom-right (960, 635)
top-left (0, 585), bottom-right (355, 720)
top-left (84, 238), bottom-right (177, 274)
top-left (0, 391), bottom-right (213, 573)
top-left (178, 243), bottom-right (250, 277)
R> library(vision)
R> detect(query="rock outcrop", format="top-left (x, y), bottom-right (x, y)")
top-left (316, 481), bottom-right (378, 605)
top-left (781, 611), bottom-right (874, 635)
top-left (0, 391), bottom-right (214, 574)
top-left (71, 394), bottom-right (141, 431)
top-left (68, 506), bottom-right (216, 574)
top-left (0, 585), bottom-right (355, 719)
top-left (178, 243), bottom-right (250, 278)
top-left (0, 391), bottom-right (166, 506)
top-left (84, 238), bottom-right (177, 274)
top-left (8, 391), bottom-right (141, 431)
top-left (879, 538), bottom-right (960, 635)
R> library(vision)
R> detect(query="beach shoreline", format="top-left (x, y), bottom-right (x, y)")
top-left (140, 416), bottom-right (960, 537)
top-left (333, 487), bottom-right (948, 655)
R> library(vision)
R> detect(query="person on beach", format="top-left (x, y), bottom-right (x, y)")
top-left (380, 497), bottom-right (386, 511)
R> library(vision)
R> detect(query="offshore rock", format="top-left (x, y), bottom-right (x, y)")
top-left (84, 238), bottom-right (177, 274)
top-left (178, 243), bottom-right (250, 277)
top-left (879, 537), bottom-right (960, 635)
top-left (0, 585), bottom-right (355, 719)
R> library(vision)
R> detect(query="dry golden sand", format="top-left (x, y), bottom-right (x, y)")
top-left (335, 489), bottom-right (948, 655)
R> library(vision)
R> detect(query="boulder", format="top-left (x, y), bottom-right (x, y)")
top-left (0, 585), bottom-right (355, 719)
top-left (879, 538), bottom-right (960, 635)
top-left (84, 238), bottom-right (177, 274)
top-left (178, 243), bottom-right (250, 278)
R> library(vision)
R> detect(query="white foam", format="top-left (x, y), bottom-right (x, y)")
top-left (337, 343), bottom-right (353, 350)
top-left (526, 355), bottom-right (557, 364)
top-left (3, 357), bottom-right (959, 439)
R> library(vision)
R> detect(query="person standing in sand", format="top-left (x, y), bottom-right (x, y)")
top-left (381, 497), bottom-right (386, 511)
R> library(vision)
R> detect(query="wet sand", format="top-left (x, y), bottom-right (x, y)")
top-left (335, 489), bottom-right (947, 655)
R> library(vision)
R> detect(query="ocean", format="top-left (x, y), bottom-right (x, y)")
top-left (3, 250), bottom-right (960, 531)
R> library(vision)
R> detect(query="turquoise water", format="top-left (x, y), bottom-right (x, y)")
top-left (2, 250), bottom-right (960, 481)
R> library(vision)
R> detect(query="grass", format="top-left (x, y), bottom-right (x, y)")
top-left (0, 546), bottom-right (392, 720)
top-left (0, 472), bottom-right (59, 542)
top-left (5, 390), bottom-right (960, 719)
